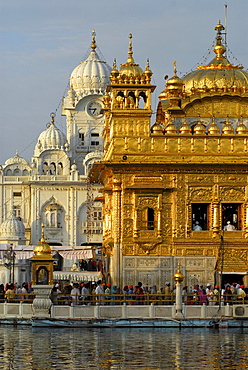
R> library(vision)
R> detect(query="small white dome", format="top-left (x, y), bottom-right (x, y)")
top-left (69, 31), bottom-right (111, 97)
top-left (0, 213), bottom-right (25, 240)
top-left (4, 151), bottom-right (29, 167)
top-left (35, 122), bottom-right (67, 152)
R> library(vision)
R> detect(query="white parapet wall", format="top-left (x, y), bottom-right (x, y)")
top-left (0, 302), bottom-right (234, 321)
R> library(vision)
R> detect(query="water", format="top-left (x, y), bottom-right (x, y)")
top-left (0, 326), bottom-right (248, 369)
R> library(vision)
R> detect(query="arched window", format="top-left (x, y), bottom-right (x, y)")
top-left (139, 92), bottom-right (146, 109)
top-left (45, 201), bottom-right (63, 228)
top-left (13, 168), bottom-right (20, 176)
top-left (57, 163), bottom-right (63, 175)
top-left (49, 162), bottom-right (56, 175)
top-left (141, 207), bottom-right (155, 230)
top-left (42, 162), bottom-right (48, 174)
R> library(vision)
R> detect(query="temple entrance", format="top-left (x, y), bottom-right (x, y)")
top-left (220, 273), bottom-right (244, 288)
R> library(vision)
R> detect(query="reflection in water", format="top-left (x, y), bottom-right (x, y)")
top-left (0, 326), bottom-right (248, 369)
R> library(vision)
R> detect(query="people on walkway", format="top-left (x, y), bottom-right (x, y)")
top-left (2, 279), bottom-right (248, 307)
top-left (71, 283), bottom-right (80, 305)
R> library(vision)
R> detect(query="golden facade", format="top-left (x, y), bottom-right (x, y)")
top-left (91, 24), bottom-right (248, 290)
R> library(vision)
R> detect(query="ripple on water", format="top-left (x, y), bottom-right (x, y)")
top-left (0, 326), bottom-right (248, 369)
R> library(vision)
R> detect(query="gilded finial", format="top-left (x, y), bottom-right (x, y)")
top-left (173, 262), bottom-right (184, 283)
top-left (214, 21), bottom-right (226, 60)
top-left (173, 61), bottom-right (177, 76)
top-left (50, 112), bottom-right (55, 124)
top-left (146, 58), bottom-right (150, 70)
top-left (113, 58), bottom-right (117, 70)
top-left (91, 29), bottom-right (96, 50)
top-left (128, 33), bottom-right (133, 58)
top-left (41, 223), bottom-right (45, 242)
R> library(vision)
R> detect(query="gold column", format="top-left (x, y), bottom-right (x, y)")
top-left (244, 203), bottom-right (248, 237)
top-left (134, 208), bottom-right (139, 238)
top-left (212, 201), bottom-right (220, 237)
top-left (111, 177), bottom-right (122, 287)
top-left (157, 194), bottom-right (162, 238)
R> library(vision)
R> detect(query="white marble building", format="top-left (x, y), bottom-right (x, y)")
top-left (0, 31), bottom-right (111, 285)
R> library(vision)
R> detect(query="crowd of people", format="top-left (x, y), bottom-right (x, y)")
top-left (0, 282), bottom-right (34, 302)
top-left (1, 280), bottom-right (247, 305)
top-left (49, 280), bottom-right (248, 306)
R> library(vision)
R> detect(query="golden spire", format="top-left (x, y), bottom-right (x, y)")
top-left (196, 22), bottom-right (243, 71)
top-left (50, 112), bottom-right (55, 125)
top-left (119, 33), bottom-right (143, 77)
top-left (91, 29), bottom-right (97, 51)
top-left (127, 33), bottom-right (135, 64)
top-left (173, 263), bottom-right (184, 283)
top-left (173, 61), bottom-right (177, 76)
top-left (214, 21), bottom-right (226, 60)
top-left (33, 224), bottom-right (52, 257)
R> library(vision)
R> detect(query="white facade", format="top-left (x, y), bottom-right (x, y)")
top-left (0, 31), bottom-right (111, 284)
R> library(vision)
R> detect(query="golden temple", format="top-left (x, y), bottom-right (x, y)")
top-left (90, 23), bottom-right (248, 290)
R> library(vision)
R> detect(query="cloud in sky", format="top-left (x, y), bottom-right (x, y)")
top-left (1, 0), bottom-right (248, 163)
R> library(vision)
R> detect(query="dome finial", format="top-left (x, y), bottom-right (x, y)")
top-left (41, 223), bottom-right (45, 241)
top-left (128, 33), bottom-right (133, 58)
top-left (173, 61), bottom-right (177, 76)
top-left (126, 33), bottom-right (135, 64)
top-left (91, 29), bottom-right (97, 51)
top-left (50, 112), bottom-right (55, 124)
top-left (214, 21), bottom-right (226, 60)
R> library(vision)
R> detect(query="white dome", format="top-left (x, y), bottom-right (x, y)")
top-left (4, 151), bottom-right (29, 167)
top-left (0, 213), bottom-right (25, 240)
top-left (69, 31), bottom-right (111, 97)
top-left (35, 122), bottom-right (68, 152)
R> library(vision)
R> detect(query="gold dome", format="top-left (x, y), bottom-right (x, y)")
top-left (179, 119), bottom-right (191, 135)
top-left (183, 22), bottom-right (248, 94)
top-left (166, 62), bottom-right (184, 93)
top-left (208, 121), bottom-right (220, 135)
top-left (119, 34), bottom-right (143, 77)
top-left (236, 121), bottom-right (248, 135)
top-left (33, 226), bottom-right (52, 257)
top-left (222, 119), bottom-right (234, 135)
top-left (193, 122), bottom-right (206, 135)
top-left (151, 122), bottom-right (164, 135)
top-left (165, 121), bottom-right (177, 134)
top-left (173, 263), bottom-right (184, 283)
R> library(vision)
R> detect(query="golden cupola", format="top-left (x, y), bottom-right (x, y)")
top-left (119, 34), bottom-right (143, 77)
top-left (183, 21), bottom-right (248, 94)
top-left (33, 226), bottom-right (52, 259)
top-left (109, 34), bottom-right (154, 86)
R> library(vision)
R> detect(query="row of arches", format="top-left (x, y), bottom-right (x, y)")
top-left (42, 162), bottom-right (63, 175)
top-left (115, 91), bottom-right (147, 109)
top-left (5, 168), bottom-right (30, 176)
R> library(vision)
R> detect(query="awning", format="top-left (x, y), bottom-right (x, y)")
top-left (53, 271), bottom-right (102, 282)
top-left (218, 271), bottom-right (248, 275)
top-left (0, 244), bottom-right (94, 260)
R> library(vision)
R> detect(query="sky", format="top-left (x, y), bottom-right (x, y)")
top-left (1, 0), bottom-right (248, 164)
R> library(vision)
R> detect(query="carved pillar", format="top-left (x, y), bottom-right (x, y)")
top-left (244, 203), bottom-right (248, 238)
top-left (157, 194), bottom-right (162, 238)
top-left (133, 208), bottom-right (139, 238)
top-left (212, 201), bottom-right (220, 237)
top-left (111, 177), bottom-right (122, 287)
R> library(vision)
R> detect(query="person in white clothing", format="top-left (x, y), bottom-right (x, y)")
top-left (96, 280), bottom-right (105, 304)
top-left (223, 221), bottom-right (236, 231)
top-left (71, 283), bottom-right (80, 305)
